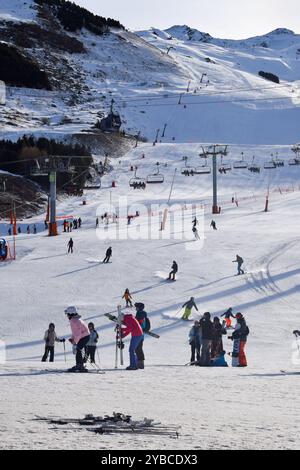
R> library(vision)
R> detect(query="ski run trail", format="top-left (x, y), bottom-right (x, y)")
top-left (0, 142), bottom-right (299, 450)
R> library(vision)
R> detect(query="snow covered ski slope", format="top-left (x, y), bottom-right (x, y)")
top-left (0, 142), bottom-right (300, 449)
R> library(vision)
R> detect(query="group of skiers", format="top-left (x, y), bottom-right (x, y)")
top-left (188, 309), bottom-right (249, 367)
top-left (63, 218), bottom-right (82, 233)
top-left (8, 225), bottom-right (37, 236)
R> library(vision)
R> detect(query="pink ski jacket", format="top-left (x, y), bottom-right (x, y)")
top-left (122, 314), bottom-right (143, 338)
top-left (70, 317), bottom-right (90, 344)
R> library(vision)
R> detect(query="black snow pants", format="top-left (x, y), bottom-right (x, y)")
top-left (42, 346), bottom-right (54, 362)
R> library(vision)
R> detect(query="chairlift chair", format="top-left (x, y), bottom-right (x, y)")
top-left (233, 154), bottom-right (248, 169)
top-left (289, 158), bottom-right (300, 166)
top-left (218, 157), bottom-right (232, 172)
top-left (181, 156), bottom-right (196, 176)
top-left (248, 156), bottom-right (261, 173)
top-left (146, 162), bottom-right (165, 184)
top-left (264, 161), bottom-right (277, 169)
top-left (129, 168), bottom-right (146, 187)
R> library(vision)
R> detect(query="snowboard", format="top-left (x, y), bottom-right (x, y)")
top-left (104, 313), bottom-right (160, 339)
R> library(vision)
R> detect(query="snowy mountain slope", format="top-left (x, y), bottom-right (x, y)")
top-left (0, 1), bottom-right (299, 144)
top-left (0, 142), bottom-right (300, 449)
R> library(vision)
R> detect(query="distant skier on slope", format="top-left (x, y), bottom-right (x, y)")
top-left (182, 297), bottom-right (199, 321)
top-left (121, 311), bottom-right (144, 370)
top-left (41, 323), bottom-right (65, 363)
top-left (103, 247), bottom-right (112, 263)
top-left (210, 220), bottom-right (217, 230)
top-left (67, 238), bottom-right (74, 254)
top-left (168, 261), bottom-right (178, 281)
top-left (232, 255), bottom-right (245, 275)
top-left (65, 306), bottom-right (90, 373)
top-left (134, 302), bottom-right (150, 369)
top-left (228, 313), bottom-right (249, 367)
top-left (221, 307), bottom-right (236, 328)
top-left (192, 225), bottom-right (200, 240)
top-left (122, 288), bottom-right (133, 308)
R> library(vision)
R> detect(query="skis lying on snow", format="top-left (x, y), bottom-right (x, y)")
top-left (43, 368), bottom-right (105, 375)
top-left (35, 413), bottom-right (180, 438)
top-left (104, 313), bottom-right (160, 339)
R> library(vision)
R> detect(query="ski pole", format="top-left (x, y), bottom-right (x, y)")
top-left (63, 341), bottom-right (66, 363)
top-left (96, 346), bottom-right (101, 368)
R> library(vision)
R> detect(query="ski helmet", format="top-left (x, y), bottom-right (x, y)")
top-left (64, 306), bottom-right (78, 316)
top-left (49, 323), bottom-right (55, 328)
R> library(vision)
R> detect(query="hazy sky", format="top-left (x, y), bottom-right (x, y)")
top-left (73, 0), bottom-right (299, 38)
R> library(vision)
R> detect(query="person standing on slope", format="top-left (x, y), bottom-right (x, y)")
top-left (67, 238), bottom-right (74, 254)
top-left (103, 247), bottom-right (112, 263)
top-left (221, 307), bottom-right (236, 329)
top-left (211, 317), bottom-right (227, 359)
top-left (134, 302), bottom-right (149, 369)
top-left (182, 297), bottom-right (199, 321)
top-left (168, 261), bottom-right (178, 281)
top-left (121, 311), bottom-right (144, 370)
top-left (229, 313), bottom-right (249, 367)
top-left (84, 322), bottom-right (99, 364)
top-left (233, 254), bottom-right (245, 275)
top-left (41, 323), bottom-right (65, 363)
top-left (188, 320), bottom-right (202, 365)
top-left (65, 306), bottom-right (90, 372)
top-left (199, 312), bottom-right (214, 366)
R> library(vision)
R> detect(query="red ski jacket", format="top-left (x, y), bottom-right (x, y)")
top-left (121, 314), bottom-right (143, 338)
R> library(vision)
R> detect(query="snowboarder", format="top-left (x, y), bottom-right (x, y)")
top-left (211, 317), bottom-right (227, 359)
top-left (103, 247), bottom-right (112, 263)
top-left (221, 307), bottom-right (236, 328)
top-left (233, 255), bottom-right (245, 275)
top-left (121, 311), bottom-right (144, 370)
top-left (182, 297), bottom-right (199, 320)
top-left (67, 238), bottom-right (74, 254)
top-left (122, 288), bottom-right (133, 308)
top-left (228, 313), bottom-right (249, 367)
top-left (84, 322), bottom-right (99, 364)
top-left (134, 302), bottom-right (150, 369)
top-left (65, 306), bottom-right (90, 372)
top-left (210, 220), bottom-right (217, 230)
top-left (188, 320), bottom-right (202, 365)
top-left (41, 323), bottom-right (65, 363)
top-left (168, 261), bottom-right (178, 281)
top-left (199, 312), bottom-right (214, 366)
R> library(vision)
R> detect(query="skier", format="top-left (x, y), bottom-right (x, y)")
top-left (73, 219), bottom-right (78, 230)
top-left (103, 247), bottom-right (112, 263)
top-left (122, 288), bottom-right (133, 308)
top-left (211, 317), bottom-right (227, 359)
top-left (188, 320), bottom-right (202, 365)
top-left (34, 225), bottom-right (37, 234)
top-left (221, 307), bottom-right (236, 328)
top-left (182, 297), bottom-right (199, 321)
top-left (210, 220), bottom-right (217, 230)
top-left (96, 218), bottom-right (99, 229)
top-left (18, 227), bottom-right (21, 234)
top-left (27, 225), bottom-right (30, 234)
top-left (84, 322), bottom-right (99, 364)
top-left (63, 220), bottom-right (67, 233)
top-left (41, 323), bottom-right (65, 363)
top-left (168, 261), bottom-right (178, 281)
top-left (192, 217), bottom-right (198, 228)
top-left (192, 225), bottom-right (200, 240)
top-left (65, 306), bottom-right (90, 372)
top-left (233, 254), bottom-right (245, 275)
top-left (228, 313), bottom-right (249, 367)
top-left (78, 218), bottom-right (82, 228)
top-left (44, 220), bottom-right (48, 230)
top-left (8, 228), bottom-right (11, 236)
top-left (134, 302), bottom-right (150, 369)
top-left (199, 312), bottom-right (214, 366)
top-left (67, 238), bottom-right (74, 254)
top-left (120, 311), bottom-right (144, 370)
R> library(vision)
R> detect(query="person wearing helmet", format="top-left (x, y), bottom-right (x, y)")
top-left (121, 311), bottom-right (144, 370)
top-left (41, 323), bottom-right (65, 363)
top-left (65, 307), bottom-right (90, 372)
top-left (182, 297), bottom-right (198, 321)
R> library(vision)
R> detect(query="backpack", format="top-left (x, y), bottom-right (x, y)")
top-left (144, 317), bottom-right (151, 332)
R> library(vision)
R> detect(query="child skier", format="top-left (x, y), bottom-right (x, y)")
top-left (182, 297), bottom-right (199, 320)
top-left (188, 320), bottom-right (202, 365)
top-left (65, 306), bottom-right (90, 372)
top-left (232, 255), bottom-right (245, 275)
top-left (121, 311), bottom-right (144, 370)
top-left (41, 323), bottom-right (65, 363)
top-left (84, 322), bottom-right (99, 364)
top-left (67, 238), bottom-right (74, 254)
top-left (122, 289), bottom-right (133, 308)
top-left (221, 307), bottom-right (236, 328)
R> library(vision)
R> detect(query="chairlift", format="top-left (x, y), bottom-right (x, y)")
top-left (218, 157), bottom-right (232, 172)
top-left (289, 158), bottom-right (300, 166)
top-left (129, 168), bottom-right (146, 188)
top-left (264, 161), bottom-right (277, 170)
top-left (248, 156), bottom-right (261, 173)
top-left (181, 156), bottom-right (196, 176)
top-left (146, 162), bottom-right (165, 184)
top-left (195, 157), bottom-right (211, 175)
top-left (274, 158), bottom-right (284, 168)
top-left (233, 153), bottom-right (248, 169)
